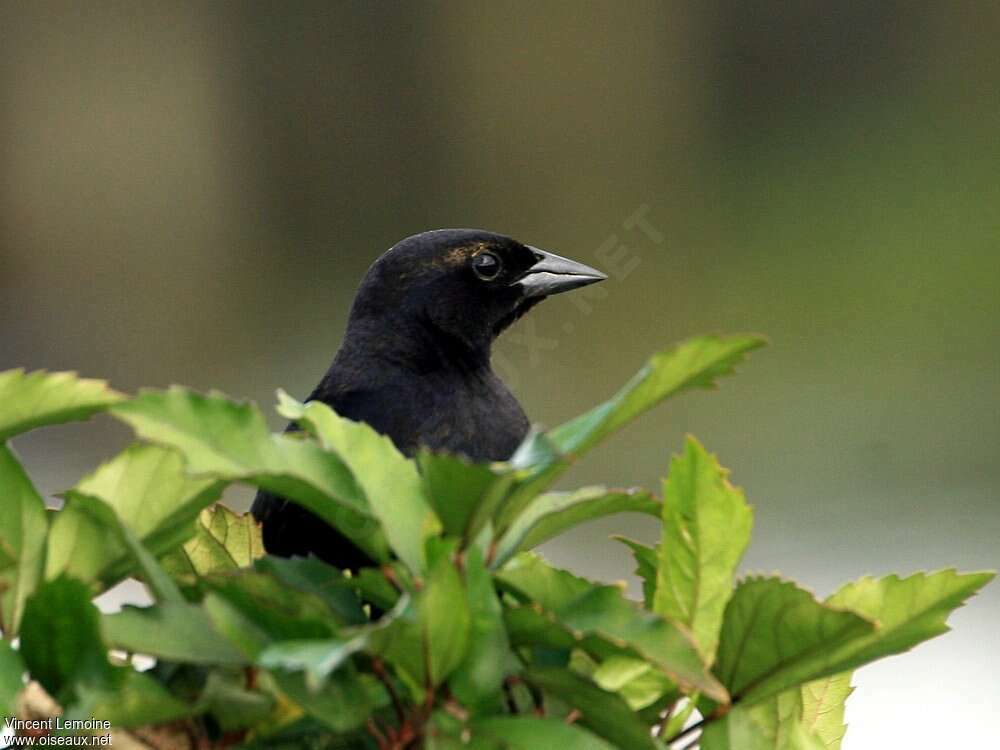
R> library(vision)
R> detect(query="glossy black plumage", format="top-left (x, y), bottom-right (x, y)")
top-left (250, 229), bottom-right (605, 569)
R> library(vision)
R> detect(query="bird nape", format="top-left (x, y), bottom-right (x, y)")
top-left (250, 229), bottom-right (607, 571)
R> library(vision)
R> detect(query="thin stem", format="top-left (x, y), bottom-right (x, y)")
top-left (372, 658), bottom-right (406, 726)
top-left (485, 538), bottom-right (499, 567)
top-left (366, 718), bottom-right (390, 750)
top-left (654, 700), bottom-right (677, 738)
top-left (503, 678), bottom-right (520, 714)
top-left (381, 564), bottom-right (404, 593)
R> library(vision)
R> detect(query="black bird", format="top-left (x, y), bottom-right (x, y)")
top-left (251, 229), bottom-right (606, 569)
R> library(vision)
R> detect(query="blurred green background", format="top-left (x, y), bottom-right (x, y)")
top-left (1, 3), bottom-right (997, 747)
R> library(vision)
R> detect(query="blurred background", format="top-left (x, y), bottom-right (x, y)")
top-left (1, 2), bottom-right (997, 747)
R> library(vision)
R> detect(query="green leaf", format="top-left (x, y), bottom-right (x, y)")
top-left (53, 491), bottom-right (186, 604)
top-left (258, 635), bottom-right (369, 689)
top-left (0, 369), bottom-right (124, 441)
top-left (497, 552), bottom-right (594, 610)
top-left (256, 593), bottom-right (409, 689)
top-left (717, 571), bottom-right (994, 708)
top-left (68, 670), bottom-right (193, 728)
top-left (47, 444), bottom-right (225, 588)
top-left (278, 395), bottom-right (440, 573)
top-left (655, 437), bottom-right (753, 663)
top-left (800, 672), bottom-right (852, 750)
top-left (272, 669), bottom-right (384, 733)
top-left (498, 554), bottom-right (727, 702)
top-left (0, 640), bottom-right (25, 714)
top-left (524, 666), bottom-right (659, 750)
top-left (449, 546), bottom-right (512, 711)
top-left (823, 570), bottom-right (994, 681)
top-left (701, 690), bottom-right (826, 750)
top-left (202, 569), bottom-right (341, 643)
top-left (493, 487), bottom-right (659, 568)
top-left (497, 335), bottom-right (765, 529)
top-left (253, 556), bottom-right (368, 626)
top-left (160, 504), bottom-right (264, 578)
top-left (471, 717), bottom-right (617, 750)
top-left (369, 545), bottom-right (471, 690)
top-left (350, 565), bottom-right (405, 612)
top-left (51, 495), bottom-right (250, 667)
top-left (0, 445), bottom-right (48, 636)
top-left (197, 671), bottom-right (275, 732)
top-left (102, 601), bottom-right (249, 666)
top-left (714, 577), bottom-right (873, 706)
top-left (76, 442), bottom-right (223, 540)
top-left (417, 450), bottom-right (513, 543)
top-left (0, 537), bottom-right (16, 572)
top-left (592, 655), bottom-right (673, 711)
top-left (201, 592), bottom-right (272, 659)
top-left (421, 545), bottom-right (472, 684)
top-left (111, 387), bottom-right (388, 562)
top-left (549, 335), bottom-right (766, 455)
top-left (612, 536), bottom-right (658, 609)
top-left (20, 576), bottom-right (116, 704)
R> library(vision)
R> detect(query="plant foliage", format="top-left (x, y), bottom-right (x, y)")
top-left (0, 335), bottom-right (990, 749)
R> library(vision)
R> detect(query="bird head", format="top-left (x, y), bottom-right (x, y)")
top-left (347, 229), bottom-right (607, 364)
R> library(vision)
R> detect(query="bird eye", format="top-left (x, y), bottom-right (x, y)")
top-left (472, 252), bottom-right (503, 281)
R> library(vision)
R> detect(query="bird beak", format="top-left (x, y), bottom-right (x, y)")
top-left (515, 247), bottom-right (608, 298)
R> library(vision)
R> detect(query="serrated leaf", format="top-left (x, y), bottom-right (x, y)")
top-left (160, 504), bottom-right (264, 577)
top-left (47, 444), bottom-right (224, 588)
top-left (701, 690), bottom-right (826, 750)
top-left (471, 717), bottom-right (617, 750)
top-left (550, 335), bottom-right (766, 455)
top-left (714, 577), bottom-right (873, 706)
top-left (718, 571), bottom-right (994, 708)
top-left (524, 666), bottom-right (658, 750)
top-left (0, 445), bottom-right (48, 636)
top-left (800, 672), bottom-right (852, 750)
top-left (612, 536), bottom-right (658, 609)
top-left (493, 487), bottom-right (659, 568)
top-left (0, 640), bottom-right (25, 714)
top-left (821, 571), bottom-right (993, 684)
top-left (111, 388), bottom-right (389, 562)
top-left (655, 437), bottom-right (753, 663)
top-left (498, 554), bottom-right (727, 702)
top-left (449, 546), bottom-right (512, 711)
top-left (20, 576), bottom-right (116, 704)
top-left (495, 335), bottom-right (764, 531)
top-left (0, 369), bottom-right (124, 441)
top-left (76, 443), bottom-right (223, 540)
top-left (279, 395), bottom-right (440, 573)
